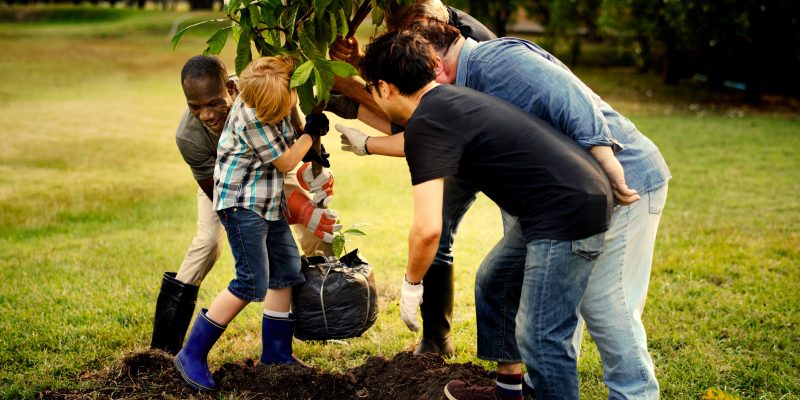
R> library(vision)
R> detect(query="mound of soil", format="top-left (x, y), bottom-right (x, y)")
top-left (39, 350), bottom-right (494, 399)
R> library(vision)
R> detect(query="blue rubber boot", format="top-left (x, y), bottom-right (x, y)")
top-left (260, 313), bottom-right (308, 367)
top-left (173, 309), bottom-right (226, 391)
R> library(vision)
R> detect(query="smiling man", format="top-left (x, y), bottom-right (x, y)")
top-left (150, 55), bottom-right (336, 355)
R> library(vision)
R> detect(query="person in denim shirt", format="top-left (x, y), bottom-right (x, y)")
top-left (341, 21), bottom-right (671, 399)
top-left (414, 21), bottom-right (670, 400)
top-left (357, 30), bottom-right (614, 400)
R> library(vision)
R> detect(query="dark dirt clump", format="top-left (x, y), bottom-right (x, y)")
top-left (39, 349), bottom-right (494, 399)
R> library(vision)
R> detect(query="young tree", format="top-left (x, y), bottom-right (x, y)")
top-left (173, 0), bottom-right (413, 113)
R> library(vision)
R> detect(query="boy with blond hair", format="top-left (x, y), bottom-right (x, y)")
top-left (174, 55), bottom-right (330, 391)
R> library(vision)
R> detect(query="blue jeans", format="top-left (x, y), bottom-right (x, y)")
top-left (476, 218), bottom-right (604, 399)
top-left (217, 207), bottom-right (304, 302)
top-left (569, 184), bottom-right (668, 399)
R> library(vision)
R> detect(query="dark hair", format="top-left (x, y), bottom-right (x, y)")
top-left (409, 19), bottom-right (461, 55)
top-left (180, 55), bottom-right (228, 88)
top-left (359, 30), bottom-right (438, 96)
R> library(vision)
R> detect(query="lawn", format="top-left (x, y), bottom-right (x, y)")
top-left (0, 7), bottom-right (798, 400)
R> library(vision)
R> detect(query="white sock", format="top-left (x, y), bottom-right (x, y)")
top-left (263, 309), bottom-right (291, 319)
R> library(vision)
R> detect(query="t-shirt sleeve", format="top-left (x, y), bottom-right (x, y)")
top-left (405, 118), bottom-right (464, 186)
top-left (176, 137), bottom-right (215, 181)
top-left (241, 118), bottom-right (289, 164)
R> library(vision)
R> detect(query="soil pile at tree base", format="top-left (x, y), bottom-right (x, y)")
top-left (39, 349), bottom-right (494, 399)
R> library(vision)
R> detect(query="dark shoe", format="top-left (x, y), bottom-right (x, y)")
top-left (260, 314), bottom-right (309, 367)
top-left (444, 380), bottom-right (497, 400)
top-left (151, 272), bottom-right (199, 355)
top-left (173, 309), bottom-right (226, 391)
top-left (415, 263), bottom-right (455, 356)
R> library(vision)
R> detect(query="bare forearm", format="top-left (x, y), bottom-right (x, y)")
top-left (273, 134), bottom-right (314, 173)
top-left (406, 225), bottom-right (439, 283)
top-left (197, 178), bottom-right (214, 201)
top-left (589, 145), bottom-right (624, 183)
top-left (366, 133), bottom-right (405, 157)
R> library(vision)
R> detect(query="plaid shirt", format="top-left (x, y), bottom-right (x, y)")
top-left (214, 97), bottom-right (298, 220)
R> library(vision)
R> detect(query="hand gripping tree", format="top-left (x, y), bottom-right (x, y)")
top-left (172, 0), bottom-right (411, 255)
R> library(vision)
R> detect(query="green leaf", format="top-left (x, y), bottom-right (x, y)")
top-left (239, 6), bottom-right (252, 32)
top-left (328, 60), bottom-right (359, 78)
top-left (225, 0), bottom-right (241, 13)
top-left (253, 34), bottom-right (284, 57)
top-left (342, 228), bottom-right (366, 236)
top-left (329, 11), bottom-right (338, 42)
top-left (296, 78), bottom-right (315, 114)
top-left (235, 28), bottom-right (253, 76)
top-left (313, 63), bottom-right (334, 104)
top-left (332, 234), bottom-right (345, 259)
top-left (338, 8), bottom-right (347, 35)
top-left (299, 25), bottom-right (326, 62)
top-left (171, 19), bottom-right (226, 50)
top-left (290, 60), bottom-right (315, 88)
top-left (370, 3), bottom-right (384, 27)
top-left (315, 0), bottom-right (333, 15)
top-left (203, 26), bottom-right (231, 55)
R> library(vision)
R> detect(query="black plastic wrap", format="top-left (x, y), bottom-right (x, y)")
top-left (292, 250), bottom-right (378, 340)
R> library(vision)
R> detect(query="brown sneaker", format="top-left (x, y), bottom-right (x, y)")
top-left (444, 380), bottom-right (497, 400)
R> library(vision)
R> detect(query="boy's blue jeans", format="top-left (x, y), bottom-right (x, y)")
top-left (217, 207), bottom-right (304, 303)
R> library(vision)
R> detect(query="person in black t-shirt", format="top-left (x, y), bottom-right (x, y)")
top-left (329, 0), bottom-right (496, 357)
top-left (353, 31), bottom-right (613, 400)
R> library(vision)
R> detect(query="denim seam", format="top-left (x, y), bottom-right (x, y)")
top-left (534, 240), bottom-right (554, 381)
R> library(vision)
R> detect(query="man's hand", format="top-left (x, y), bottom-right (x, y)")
top-left (589, 145), bottom-right (640, 205)
top-left (400, 277), bottom-right (424, 332)
top-left (285, 191), bottom-right (342, 243)
top-left (611, 180), bottom-right (640, 205)
top-left (336, 124), bottom-right (370, 156)
top-left (297, 162), bottom-right (334, 207)
top-left (330, 35), bottom-right (362, 66)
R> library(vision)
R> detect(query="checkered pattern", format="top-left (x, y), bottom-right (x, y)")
top-left (214, 97), bottom-right (298, 220)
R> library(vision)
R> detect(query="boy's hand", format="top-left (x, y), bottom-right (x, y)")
top-left (285, 191), bottom-right (341, 243)
top-left (304, 113), bottom-right (329, 139)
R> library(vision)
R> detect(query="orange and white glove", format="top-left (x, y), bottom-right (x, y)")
top-left (285, 190), bottom-right (341, 243)
top-left (297, 162), bottom-right (334, 207)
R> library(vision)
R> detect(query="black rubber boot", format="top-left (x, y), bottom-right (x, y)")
top-left (150, 272), bottom-right (199, 355)
top-left (415, 263), bottom-right (455, 355)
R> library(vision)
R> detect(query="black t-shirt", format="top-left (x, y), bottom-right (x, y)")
top-left (447, 6), bottom-right (497, 41)
top-left (405, 85), bottom-right (613, 242)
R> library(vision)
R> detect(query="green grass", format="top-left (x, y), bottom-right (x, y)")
top-left (1, 7), bottom-right (799, 400)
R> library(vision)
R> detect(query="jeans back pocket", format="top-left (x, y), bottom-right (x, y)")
top-left (571, 232), bottom-right (606, 261)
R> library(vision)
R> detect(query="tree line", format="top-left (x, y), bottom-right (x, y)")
top-left (451, 0), bottom-right (799, 101)
top-left (4, 0), bottom-right (798, 100)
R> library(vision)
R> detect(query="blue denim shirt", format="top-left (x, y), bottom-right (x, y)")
top-left (455, 38), bottom-right (671, 194)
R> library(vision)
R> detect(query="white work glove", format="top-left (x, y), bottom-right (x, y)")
top-left (336, 124), bottom-right (370, 156)
top-left (297, 162), bottom-right (334, 207)
top-left (400, 276), bottom-right (424, 332)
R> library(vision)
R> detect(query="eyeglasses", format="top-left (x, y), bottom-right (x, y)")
top-left (364, 81), bottom-right (375, 94)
